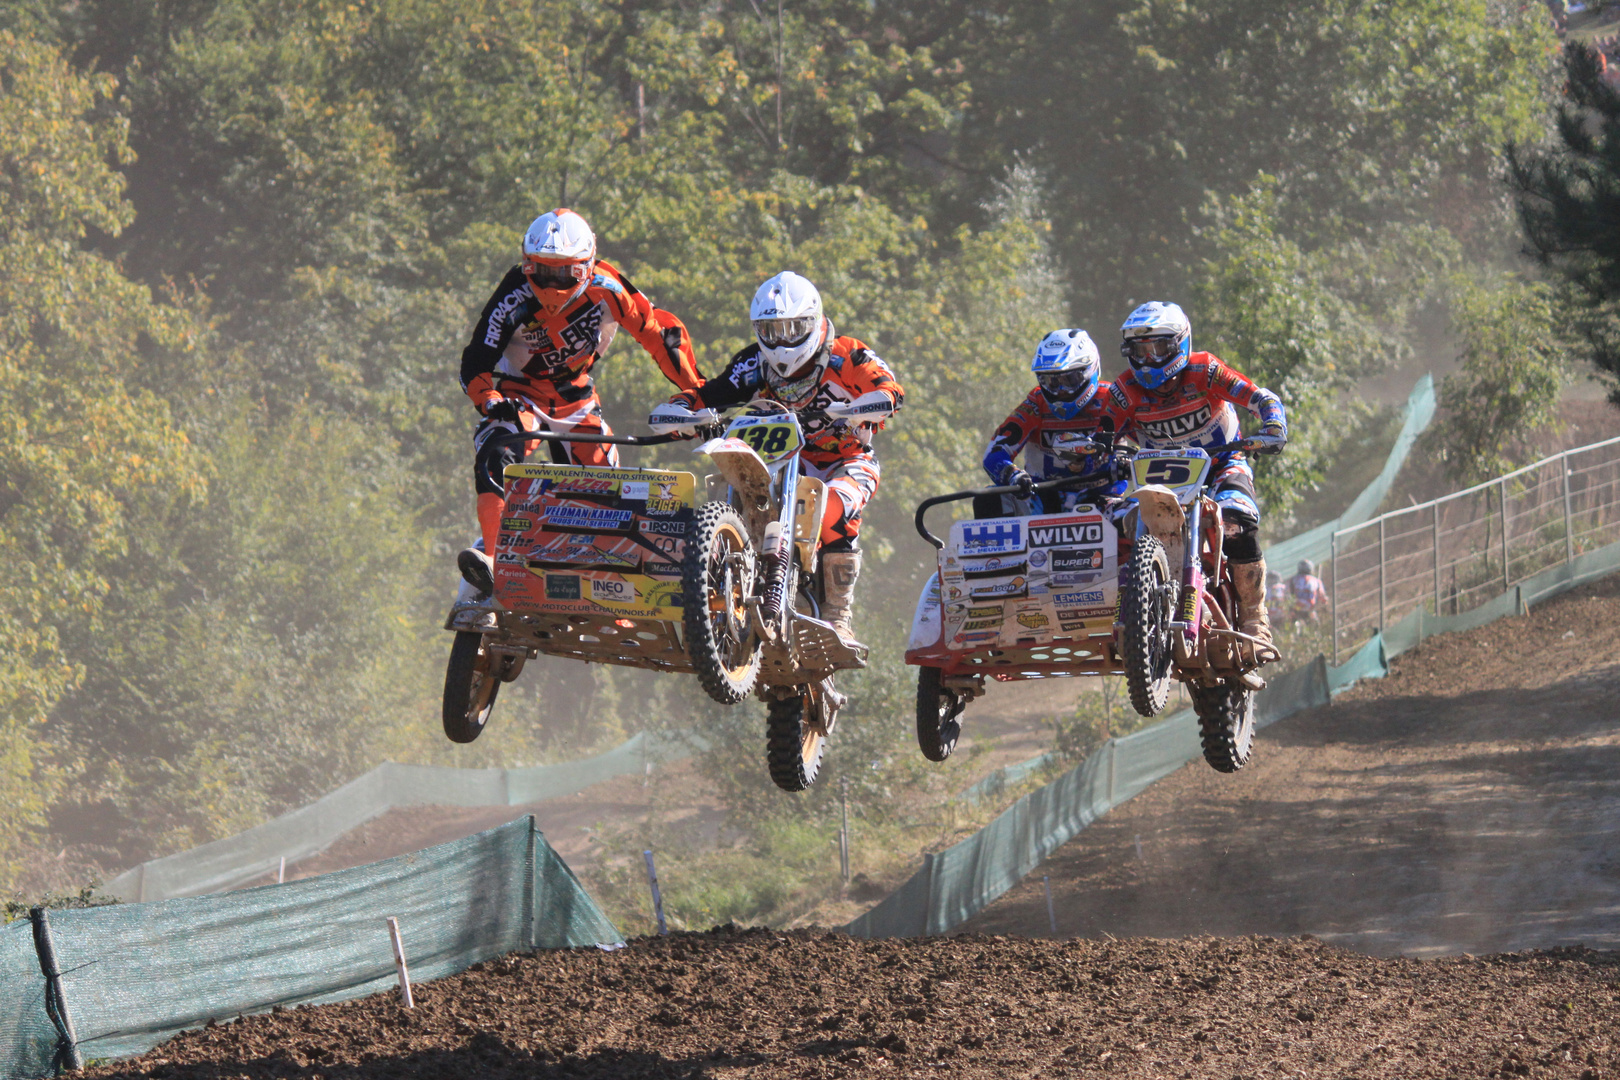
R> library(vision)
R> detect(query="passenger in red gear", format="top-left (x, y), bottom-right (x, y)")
top-left (455, 208), bottom-right (703, 595)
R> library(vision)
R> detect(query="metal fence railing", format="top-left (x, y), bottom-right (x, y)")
top-left (1329, 435), bottom-right (1620, 663)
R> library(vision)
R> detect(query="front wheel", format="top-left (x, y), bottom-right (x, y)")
top-left (766, 688), bottom-right (828, 792)
top-left (1120, 534), bottom-right (1176, 717)
top-left (682, 502), bottom-right (761, 705)
top-left (915, 666), bottom-right (964, 762)
top-left (443, 631), bottom-right (502, 743)
top-left (1190, 681), bottom-right (1256, 773)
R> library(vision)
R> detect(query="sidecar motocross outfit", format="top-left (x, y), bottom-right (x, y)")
top-left (982, 386), bottom-right (1126, 515)
top-left (459, 257), bottom-right (703, 558)
top-left (1106, 353), bottom-right (1287, 644)
top-left (665, 332), bottom-right (903, 549)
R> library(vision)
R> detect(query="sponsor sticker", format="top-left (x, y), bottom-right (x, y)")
top-left (957, 520), bottom-right (1024, 554)
top-left (646, 497), bottom-right (682, 515)
top-left (546, 478), bottom-right (617, 494)
top-left (619, 481), bottom-right (650, 500)
top-left (1029, 521), bottom-right (1105, 546)
top-left (1051, 548), bottom-right (1105, 573)
top-left (501, 517), bottom-right (532, 531)
top-left (970, 576), bottom-right (1027, 599)
top-left (1053, 590), bottom-right (1106, 606)
top-left (1016, 610), bottom-right (1050, 629)
top-left (495, 552), bottom-right (524, 564)
top-left (962, 618), bottom-right (1000, 631)
top-left (945, 602), bottom-right (967, 616)
top-left (1059, 620), bottom-right (1087, 632)
top-left (544, 574), bottom-right (581, 600)
top-left (544, 505), bottom-right (634, 530)
top-left (967, 605), bottom-right (1001, 618)
top-left (639, 518), bottom-right (687, 536)
top-left (947, 586), bottom-right (963, 599)
top-left (1052, 571), bottom-right (1103, 586)
top-left (588, 577), bottom-right (635, 603)
top-left (955, 631), bottom-right (997, 643)
top-left (1028, 549), bottom-right (1048, 568)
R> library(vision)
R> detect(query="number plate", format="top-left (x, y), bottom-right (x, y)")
top-left (726, 414), bottom-right (804, 464)
top-left (1129, 450), bottom-right (1211, 503)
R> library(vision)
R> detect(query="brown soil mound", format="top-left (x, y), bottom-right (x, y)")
top-left (87, 929), bottom-right (1619, 1080)
top-left (965, 575), bottom-right (1620, 956)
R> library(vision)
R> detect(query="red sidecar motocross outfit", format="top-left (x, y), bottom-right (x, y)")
top-left (460, 259), bottom-right (703, 494)
top-left (1105, 353), bottom-right (1286, 562)
top-left (982, 387), bottom-right (1127, 512)
top-left (666, 336), bottom-right (903, 549)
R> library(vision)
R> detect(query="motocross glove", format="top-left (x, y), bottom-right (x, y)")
top-left (998, 467), bottom-right (1034, 494)
top-left (483, 397), bottom-right (527, 425)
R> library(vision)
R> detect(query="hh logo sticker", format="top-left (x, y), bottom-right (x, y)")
top-left (959, 521), bottom-right (1024, 553)
top-left (1030, 522), bottom-right (1104, 546)
top-left (545, 574), bottom-right (581, 600)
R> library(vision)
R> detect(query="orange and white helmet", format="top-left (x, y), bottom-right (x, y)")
top-left (522, 208), bottom-right (596, 315)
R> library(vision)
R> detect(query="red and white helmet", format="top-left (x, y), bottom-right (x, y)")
top-left (522, 208), bottom-right (596, 315)
top-left (751, 271), bottom-right (830, 406)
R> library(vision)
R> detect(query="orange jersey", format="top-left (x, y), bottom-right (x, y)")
top-left (460, 258), bottom-right (702, 410)
top-left (674, 336), bottom-right (903, 466)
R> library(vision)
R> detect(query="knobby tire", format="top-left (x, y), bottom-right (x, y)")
top-left (443, 631), bottom-right (501, 743)
top-left (1190, 681), bottom-right (1257, 773)
top-left (1120, 535), bottom-right (1174, 717)
top-left (682, 502), bottom-right (761, 705)
top-left (766, 691), bottom-right (826, 792)
top-left (915, 666), bottom-right (963, 762)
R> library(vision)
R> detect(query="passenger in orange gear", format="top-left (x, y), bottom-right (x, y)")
top-left (456, 208), bottom-right (703, 595)
top-left (649, 271), bottom-right (903, 643)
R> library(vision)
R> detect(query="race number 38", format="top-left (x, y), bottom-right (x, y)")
top-left (737, 423), bottom-right (801, 460)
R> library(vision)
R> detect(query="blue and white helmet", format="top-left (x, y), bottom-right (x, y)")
top-left (1031, 329), bottom-right (1101, 419)
top-left (1120, 301), bottom-right (1192, 390)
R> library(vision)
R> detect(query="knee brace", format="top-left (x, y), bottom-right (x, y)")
top-left (1222, 522), bottom-right (1262, 565)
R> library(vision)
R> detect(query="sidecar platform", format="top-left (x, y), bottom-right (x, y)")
top-left (905, 507), bottom-right (1125, 681)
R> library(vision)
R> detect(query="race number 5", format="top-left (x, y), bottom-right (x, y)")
top-left (1141, 459), bottom-right (1194, 485)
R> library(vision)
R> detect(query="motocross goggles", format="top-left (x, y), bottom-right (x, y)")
top-left (754, 315), bottom-right (819, 349)
top-left (523, 256), bottom-right (590, 291)
top-left (1036, 367), bottom-right (1094, 401)
top-left (1123, 335), bottom-right (1182, 366)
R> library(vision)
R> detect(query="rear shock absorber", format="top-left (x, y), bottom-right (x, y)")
top-left (758, 521), bottom-right (790, 623)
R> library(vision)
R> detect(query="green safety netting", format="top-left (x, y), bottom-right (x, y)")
top-left (845, 535), bottom-right (1620, 939)
top-left (1264, 374), bottom-right (1435, 571)
top-left (2, 817), bottom-right (619, 1080)
top-left (105, 730), bottom-right (686, 902)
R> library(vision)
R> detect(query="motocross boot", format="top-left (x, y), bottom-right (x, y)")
top-left (820, 550), bottom-right (862, 646)
top-left (1231, 559), bottom-right (1274, 651)
top-left (457, 545), bottom-right (496, 597)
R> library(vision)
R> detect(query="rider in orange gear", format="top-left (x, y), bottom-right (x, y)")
top-left (456, 208), bottom-right (703, 594)
top-left (649, 272), bottom-right (903, 643)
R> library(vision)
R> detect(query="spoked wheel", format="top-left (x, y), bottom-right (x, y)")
top-left (682, 502), bottom-right (760, 704)
top-left (915, 666), bottom-right (965, 762)
top-left (1190, 681), bottom-right (1257, 773)
top-left (443, 631), bottom-right (502, 743)
top-left (1120, 535), bottom-right (1176, 717)
top-left (766, 686), bottom-right (830, 792)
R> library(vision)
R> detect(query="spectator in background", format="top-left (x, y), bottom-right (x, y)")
top-left (1287, 559), bottom-right (1330, 622)
top-left (1267, 570), bottom-right (1287, 611)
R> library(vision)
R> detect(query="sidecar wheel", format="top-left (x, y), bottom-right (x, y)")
top-left (915, 666), bottom-right (964, 762)
top-left (1190, 681), bottom-right (1257, 773)
top-left (1120, 534), bottom-right (1175, 717)
top-left (766, 690), bottom-right (826, 792)
top-left (443, 631), bottom-right (501, 744)
top-left (683, 502), bottom-right (760, 705)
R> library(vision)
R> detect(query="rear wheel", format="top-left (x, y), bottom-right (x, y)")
top-left (1120, 535), bottom-right (1176, 717)
top-left (766, 689), bottom-right (827, 792)
top-left (443, 631), bottom-right (501, 743)
top-left (915, 666), bottom-right (964, 762)
top-left (1190, 681), bottom-right (1256, 773)
top-left (683, 502), bottom-right (760, 704)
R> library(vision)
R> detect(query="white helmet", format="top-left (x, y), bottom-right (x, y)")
top-left (751, 271), bottom-right (830, 406)
top-left (1030, 329), bottom-right (1102, 418)
top-left (522, 208), bottom-right (597, 315)
top-left (1120, 301), bottom-right (1192, 390)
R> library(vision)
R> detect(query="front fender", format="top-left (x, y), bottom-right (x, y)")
top-left (1134, 484), bottom-right (1186, 543)
top-left (695, 437), bottom-right (772, 510)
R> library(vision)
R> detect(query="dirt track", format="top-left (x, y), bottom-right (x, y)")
top-left (966, 575), bottom-right (1620, 956)
top-left (87, 929), bottom-right (1620, 1080)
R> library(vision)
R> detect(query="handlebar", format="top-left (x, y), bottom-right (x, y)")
top-left (913, 473), bottom-right (1111, 550)
top-left (479, 428), bottom-right (686, 449)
